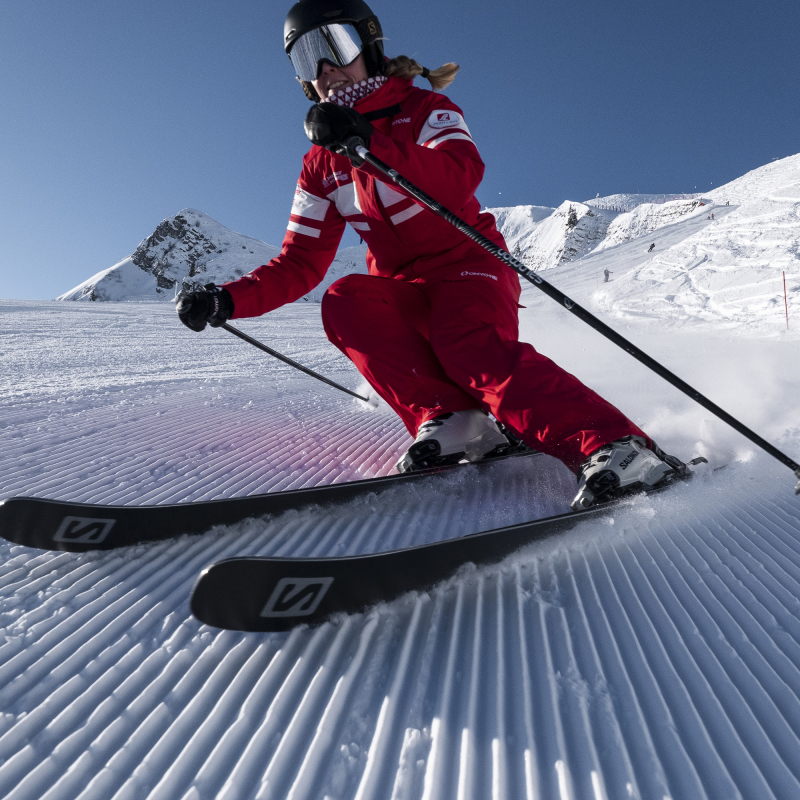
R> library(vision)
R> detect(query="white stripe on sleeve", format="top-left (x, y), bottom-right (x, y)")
top-left (425, 132), bottom-right (475, 149)
top-left (287, 221), bottom-right (322, 238)
top-left (291, 186), bottom-right (330, 221)
top-left (327, 182), bottom-right (362, 217)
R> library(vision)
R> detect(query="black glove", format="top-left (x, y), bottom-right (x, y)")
top-left (304, 103), bottom-right (373, 164)
top-left (176, 283), bottom-right (234, 332)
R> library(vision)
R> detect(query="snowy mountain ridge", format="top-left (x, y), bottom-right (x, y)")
top-left (56, 196), bottom-right (678, 303)
top-left (57, 154), bottom-right (799, 337)
top-left (595, 197), bottom-right (710, 251)
top-left (483, 195), bottom-right (715, 275)
top-left (58, 209), bottom-right (368, 304)
top-left (507, 200), bottom-right (616, 270)
top-left (585, 191), bottom-right (703, 213)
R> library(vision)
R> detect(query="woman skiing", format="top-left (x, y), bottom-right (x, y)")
top-left (177, 0), bottom-right (685, 510)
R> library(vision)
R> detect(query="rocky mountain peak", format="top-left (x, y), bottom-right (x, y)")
top-left (131, 211), bottom-right (221, 291)
top-left (58, 209), bottom-right (367, 303)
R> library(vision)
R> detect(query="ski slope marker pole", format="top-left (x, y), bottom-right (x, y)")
top-left (221, 323), bottom-right (369, 403)
top-left (352, 143), bottom-right (800, 494)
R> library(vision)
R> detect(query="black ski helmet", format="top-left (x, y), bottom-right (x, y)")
top-left (284, 0), bottom-right (385, 101)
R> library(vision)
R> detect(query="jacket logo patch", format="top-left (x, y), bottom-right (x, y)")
top-left (461, 271), bottom-right (498, 281)
top-left (322, 171), bottom-right (350, 188)
top-left (429, 111), bottom-right (461, 129)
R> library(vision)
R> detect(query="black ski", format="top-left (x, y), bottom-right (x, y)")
top-left (0, 450), bottom-right (539, 553)
top-left (190, 471), bottom-right (702, 633)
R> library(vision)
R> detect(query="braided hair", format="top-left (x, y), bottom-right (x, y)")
top-left (385, 55), bottom-right (460, 91)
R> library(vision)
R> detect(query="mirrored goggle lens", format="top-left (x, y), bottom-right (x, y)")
top-left (289, 24), bottom-right (362, 82)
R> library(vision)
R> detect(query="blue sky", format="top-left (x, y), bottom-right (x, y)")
top-left (2, 0), bottom-right (798, 301)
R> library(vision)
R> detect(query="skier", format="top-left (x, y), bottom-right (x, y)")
top-left (176, 0), bottom-right (686, 510)
top-left (603, 268), bottom-right (612, 282)
top-left (648, 242), bottom-right (655, 253)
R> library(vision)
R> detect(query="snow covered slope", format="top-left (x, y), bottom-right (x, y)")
top-left (1, 279), bottom-right (800, 799)
top-left (532, 153), bottom-right (800, 335)
top-left (58, 208), bottom-right (368, 304)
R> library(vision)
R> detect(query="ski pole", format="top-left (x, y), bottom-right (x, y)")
top-left (221, 322), bottom-right (369, 403)
top-left (352, 143), bottom-right (800, 494)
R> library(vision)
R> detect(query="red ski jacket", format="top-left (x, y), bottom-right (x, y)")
top-left (222, 77), bottom-right (511, 318)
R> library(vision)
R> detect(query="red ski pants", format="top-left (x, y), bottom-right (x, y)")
top-left (321, 269), bottom-right (646, 472)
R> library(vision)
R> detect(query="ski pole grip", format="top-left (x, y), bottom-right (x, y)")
top-left (342, 137), bottom-right (366, 165)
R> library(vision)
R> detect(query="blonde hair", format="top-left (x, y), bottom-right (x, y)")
top-left (385, 55), bottom-right (460, 91)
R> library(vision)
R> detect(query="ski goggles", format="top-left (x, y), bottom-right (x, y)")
top-left (289, 24), bottom-right (363, 82)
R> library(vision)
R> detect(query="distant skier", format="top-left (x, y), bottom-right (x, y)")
top-left (603, 268), bottom-right (612, 282)
top-left (648, 242), bottom-right (655, 253)
top-left (176, 0), bottom-right (687, 510)
top-left (711, 213), bottom-right (715, 220)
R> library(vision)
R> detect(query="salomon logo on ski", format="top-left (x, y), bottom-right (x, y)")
top-left (260, 577), bottom-right (334, 618)
top-left (53, 516), bottom-right (116, 544)
top-left (619, 452), bottom-right (639, 470)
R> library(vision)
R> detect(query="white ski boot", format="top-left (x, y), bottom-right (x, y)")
top-left (395, 410), bottom-right (523, 473)
top-left (571, 435), bottom-right (690, 510)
